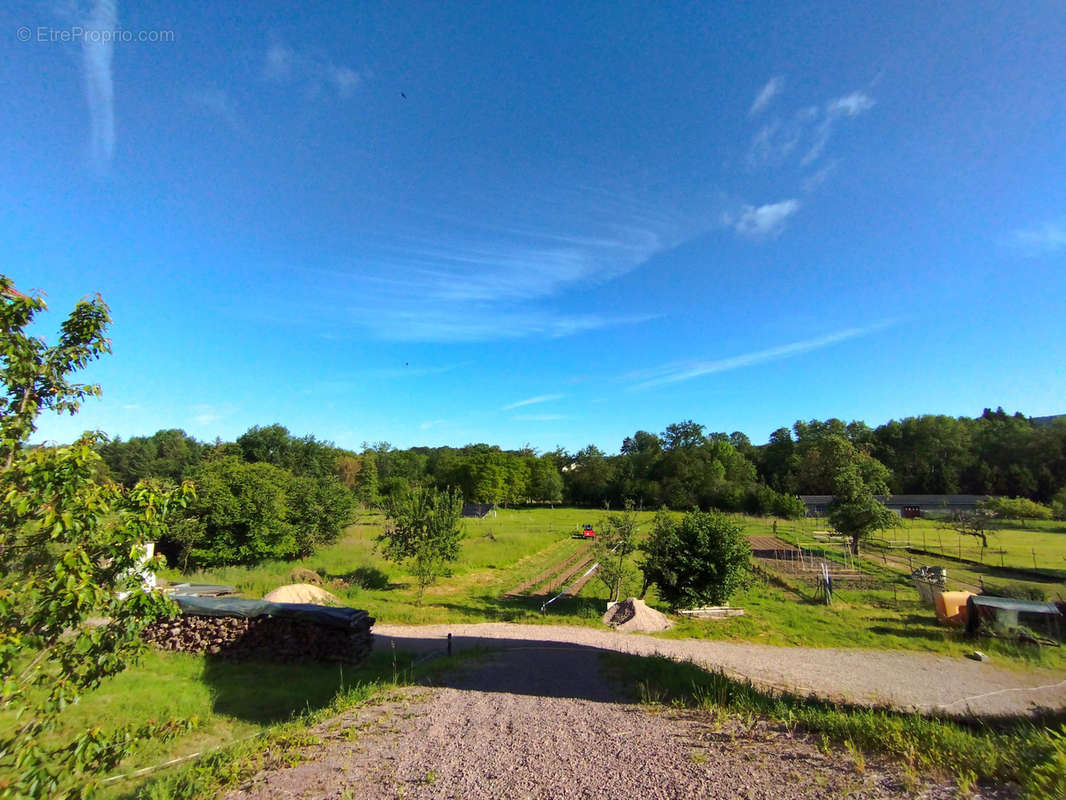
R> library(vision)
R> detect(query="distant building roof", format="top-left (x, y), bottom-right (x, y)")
top-left (799, 494), bottom-right (984, 507)
top-left (462, 503), bottom-right (493, 518)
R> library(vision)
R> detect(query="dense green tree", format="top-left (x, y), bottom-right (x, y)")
top-left (563, 445), bottom-right (617, 506)
top-left (379, 475), bottom-right (411, 500)
top-left (238, 423), bottom-right (336, 478)
top-left (168, 456), bottom-right (354, 567)
top-left (98, 428), bottom-right (205, 486)
top-left (378, 486), bottom-right (464, 605)
top-left (828, 462), bottom-right (896, 555)
top-left (794, 434), bottom-right (892, 495)
top-left (356, 450), bottom-right (380, 507)
top-left (661, 420), bottom-right (706, 450)
top-left (0, 278), bottom-right (189, 799)
top-left (527, 454), bottom-right (563, 504)
top-left (760, 427), bottom-right (798, 492)
top-left (729, 431), bottom-right (756, 462)
top-left (871, 415), bottom-right (973, 494)
top-left (639, 510), bottom-right (750, 609)
top-left (286, 473), bottom-right (357, 557)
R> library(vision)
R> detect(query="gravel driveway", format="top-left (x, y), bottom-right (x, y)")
top-left (224, 642), bottom-right (1016, 800)
top-left (375, 623), bottom-right (1066, 717)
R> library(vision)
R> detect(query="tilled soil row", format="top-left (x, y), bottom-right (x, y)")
top-left (504, 543), bottom-right (593, 598)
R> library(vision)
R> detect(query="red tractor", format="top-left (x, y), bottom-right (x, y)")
top-left (571, 524), bottom-right (596, 540)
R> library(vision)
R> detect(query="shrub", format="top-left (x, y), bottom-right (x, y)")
top-left (640, 509), bottom-right (750, 609)
top-left (378, 486), bottom-right (464, 605)
top-left (980, 496), bottom-right (1053, 521)
top-left (165, 457), bottom-right (355, 568)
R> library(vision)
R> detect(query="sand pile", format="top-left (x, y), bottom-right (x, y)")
top-left (602, 598), bottom-right (674, 633)
top-left (264, 583), bottom-right (342, 606)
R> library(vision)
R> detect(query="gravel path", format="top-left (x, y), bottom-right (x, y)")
top-left (224, 644), bottom-right (1014, 800)
top-left (375, 623), bottom-right (1066, 717)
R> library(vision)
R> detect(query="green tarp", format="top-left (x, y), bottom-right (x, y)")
top-left (173, 595), bottom-right (373, 631)
top-left (969, 596), bottom-right (1061, 615)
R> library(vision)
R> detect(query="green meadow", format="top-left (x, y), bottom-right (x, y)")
top-left (12, 507), bottom-right (1063, 797)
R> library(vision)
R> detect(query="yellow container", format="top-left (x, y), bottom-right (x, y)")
top-left (934, 591), bottom-right (973, 627)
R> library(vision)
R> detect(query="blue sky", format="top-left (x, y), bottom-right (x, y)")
top-left (4, 1), bottom-right (1065, 454)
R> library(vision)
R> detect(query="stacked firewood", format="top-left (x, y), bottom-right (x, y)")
top-left (142, 610), bottom-right (374, 663)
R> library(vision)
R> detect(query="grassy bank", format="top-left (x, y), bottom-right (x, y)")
top-left (13, 648), bottom-right (415, 798)
top-left (602, 652), bottom-right (1066, 799)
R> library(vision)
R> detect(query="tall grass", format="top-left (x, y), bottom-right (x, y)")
top-left (604, 652), bottom-right (1066, 799)
top-left (15, 649), bottom-right (417, 799)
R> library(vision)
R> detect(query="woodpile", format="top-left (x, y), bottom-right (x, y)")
top-left (142, 609), bottom-right (374, 664)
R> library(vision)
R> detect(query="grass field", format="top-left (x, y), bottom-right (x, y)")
top-left (168, 507), bottom-right (1066, 668)
top-left (10, 507), bottom-right (1065, 796)
top-left (3, 648), bottom-right (412, 798)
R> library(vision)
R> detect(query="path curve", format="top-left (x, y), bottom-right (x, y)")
top-left (375, 622), bottom-right (1066, 717)
top-left (225, 645), bottom-right (1013, 800)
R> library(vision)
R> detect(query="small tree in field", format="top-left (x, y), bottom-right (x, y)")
top-left (639, 510), bottom-right (750, 609)
top-left (594, 500), bottom-right (640, 603)
top-left (0, 277), bottom-right (190, 799)
top-left (950, 507), bottom-right (998, 549)
top-left (828, 463), bottom-right (896, 555)
top-left (378, 486), bottom-right (464, 605)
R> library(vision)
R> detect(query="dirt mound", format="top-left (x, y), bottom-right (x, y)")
top-left (602, 598), bottom-right (673, 633)
top-left (264, 584), bottom-right (341, 606)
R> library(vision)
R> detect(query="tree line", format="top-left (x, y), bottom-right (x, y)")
top-left (95, 408), bottom-right (1066, 568)
top-left (759, 411), bottom-right (1066, 501)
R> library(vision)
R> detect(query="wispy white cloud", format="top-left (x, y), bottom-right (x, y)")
top-left (803, 91), bottom-right (875, 165)
top-left (723, 199), bottom-right (800, 239)
top-left (747, 89), bottom-right (875, 170)
top-left (191, 408), bottom-right (221, 426)
top-left (410, 311), bottom-right (650, 342)
top-left (186, 88), bottom-right (241, 131)
top-left (513, 413), bottom-right (569, 422)
top-left (801, 160), bottom-right (837, 193)
top-left (328, 66), bottom-right (361, 98)
top-left (747, 106), bottom-right (818, 168)
top-left (82, 0), bottom-right (117, 168)
top-left (503, 394), bottom-right (564, 410)
top-left (263, 40), bottom-right (364, 99)
top-left (828, 91), bottom-right (876, 117)
top-left (629, 323), bottom-right (895, 391)
top-left (1014, 222), bottom-right (1066, 254)
top-left (301, 193), bottom-right (682, 341)
top-left (750, 76), bottom-right (784, 116)
top-left (419, 419), bottom-right (448, 430)
top-left (264, 42), bottom-right (294, 80)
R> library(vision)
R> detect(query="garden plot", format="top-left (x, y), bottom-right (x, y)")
top-left (748, 535), bottom-right (881, 588)
top-left (504, 541), bottom-right (595, 599)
